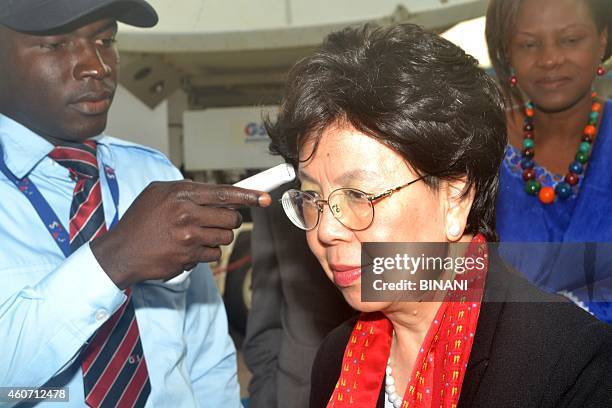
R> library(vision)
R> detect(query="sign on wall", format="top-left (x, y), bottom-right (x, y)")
top-left (183, 105), bottom-right (284, 171)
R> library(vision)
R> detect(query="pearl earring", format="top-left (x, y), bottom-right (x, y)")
top-left (448, 224), bottom-right (461, 238)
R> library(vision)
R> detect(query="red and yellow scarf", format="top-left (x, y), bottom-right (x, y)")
top-left (327, 235), bottom-right (488, 407)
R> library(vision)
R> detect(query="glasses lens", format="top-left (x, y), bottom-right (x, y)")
top-left (281, 190), bottom-right (320, 230)
top-left (329, 189), bottom-right (373, 231)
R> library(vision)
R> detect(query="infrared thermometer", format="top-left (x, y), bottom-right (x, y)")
top-left (233, 163), bottom-right (296, 191)
top-left (164, 163), bottom-right (296, 285)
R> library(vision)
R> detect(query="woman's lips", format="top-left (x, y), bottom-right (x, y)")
top-left (330, 264), bottom-right (361, 287)
top-left (536, 77), bottom-right (571, 90)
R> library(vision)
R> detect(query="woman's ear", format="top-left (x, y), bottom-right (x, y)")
top-left (442, 178), bottom-right (474, 242)
top-left (599, 26), bottom-right (608, 59)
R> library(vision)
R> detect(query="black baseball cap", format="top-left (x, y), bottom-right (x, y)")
top-left (0, 0), bottom-right (158, 33)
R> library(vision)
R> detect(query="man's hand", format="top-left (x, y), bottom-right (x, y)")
top-left (90, 180), bottom-right (272, 289)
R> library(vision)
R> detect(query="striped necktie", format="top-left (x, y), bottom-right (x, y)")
top-left (49, 141), bottom-right (151, 407)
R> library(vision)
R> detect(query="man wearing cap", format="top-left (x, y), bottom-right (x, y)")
top-left (0, 1), bottom-right (269, 407)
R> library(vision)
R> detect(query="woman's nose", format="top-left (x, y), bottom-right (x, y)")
top-left (537, 43), bottom-right (565, 70)
top-left (316, 202), bottom-right (353, 245)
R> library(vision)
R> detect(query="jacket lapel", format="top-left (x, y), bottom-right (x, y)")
top-left (458, 251), bottom-right (509, 406)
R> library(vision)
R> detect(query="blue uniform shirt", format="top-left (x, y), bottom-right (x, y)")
top-left (0, 114), bottom-right (240, 407)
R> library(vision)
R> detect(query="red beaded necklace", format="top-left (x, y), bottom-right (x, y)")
top-left (520, 93), bottom-right (602, 204)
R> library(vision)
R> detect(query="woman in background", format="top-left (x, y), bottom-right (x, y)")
top-left (486, 0), bottom-right (612, 321)
top-left (267, 23), bottom-right (612, 408)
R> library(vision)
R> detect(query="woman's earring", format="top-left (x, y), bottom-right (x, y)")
top-left (510, 68), bottom-right (518, 87)
top-left (448, 224), bottom-right (462, 238)
top-left (597, 65), bottom-right (606, 76)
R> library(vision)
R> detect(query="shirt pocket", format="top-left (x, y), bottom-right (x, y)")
top-left (134, 278), bottom-right (190, 350)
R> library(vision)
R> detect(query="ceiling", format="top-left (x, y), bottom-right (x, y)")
top-left (115, 0), bottom-right (489, 108)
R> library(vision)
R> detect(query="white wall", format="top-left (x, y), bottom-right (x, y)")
top-left (106, 85), bottom-right (170, 160)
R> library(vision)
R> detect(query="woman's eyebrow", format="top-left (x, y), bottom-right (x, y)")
top-left (336, 169), bottom-right (377, 185)
top-left (298, 168), bottom-right (380, 186)
top-left (558, 23), bottom-right (589, 32)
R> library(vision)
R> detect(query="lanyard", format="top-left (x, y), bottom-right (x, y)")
top-left (0, 144), bottom-right (120, 258)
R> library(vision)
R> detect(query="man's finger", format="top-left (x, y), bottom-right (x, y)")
top-left (180, 226), bottom-right (236, 247)
top-left (182, 206), bottom-right (243, 229)
top-left (182, 183), bottom-right (271, 208)
top-left (199, 246), bottom-right (223, 263)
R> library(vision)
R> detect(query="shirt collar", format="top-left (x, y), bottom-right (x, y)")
top-left (0, 114), bottom-right (108, 179)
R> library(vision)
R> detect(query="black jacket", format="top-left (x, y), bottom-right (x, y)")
top-left (310, 254), bottom-right (612, 407)
top-left (244, 185), bottom-right (355, 408)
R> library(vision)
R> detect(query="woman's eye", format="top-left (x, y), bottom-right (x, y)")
top-left (561, 36), bottom-right (582, 45)
top-left (344, 189), bottom-right (366, 200)
top-left (303, 190), bottom-right (321, 200)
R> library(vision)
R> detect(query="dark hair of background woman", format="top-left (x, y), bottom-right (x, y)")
top-left (486, 0), bottom-right (612, 105)
top-left (266, 23), bottom-right (507, 242)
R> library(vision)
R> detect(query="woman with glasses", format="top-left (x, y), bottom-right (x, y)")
top-left (486, 0), bottom-right (612, 322)
top-left (265, 23), bottom-right (612, 407)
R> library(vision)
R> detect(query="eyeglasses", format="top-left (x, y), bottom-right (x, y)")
top-left (280, 176), bottom-right (425, 231)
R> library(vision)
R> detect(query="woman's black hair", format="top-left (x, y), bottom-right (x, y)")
top-left (266, 23), bottom-right (507, 242)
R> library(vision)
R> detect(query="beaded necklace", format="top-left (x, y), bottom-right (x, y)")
top-left (520, 93), bottom-right (602, 204)
top-left (385, 356), bottom-right (403, 408)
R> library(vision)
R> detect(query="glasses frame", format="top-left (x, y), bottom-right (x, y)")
top-left (281, 175), bottom-right (426, 231)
